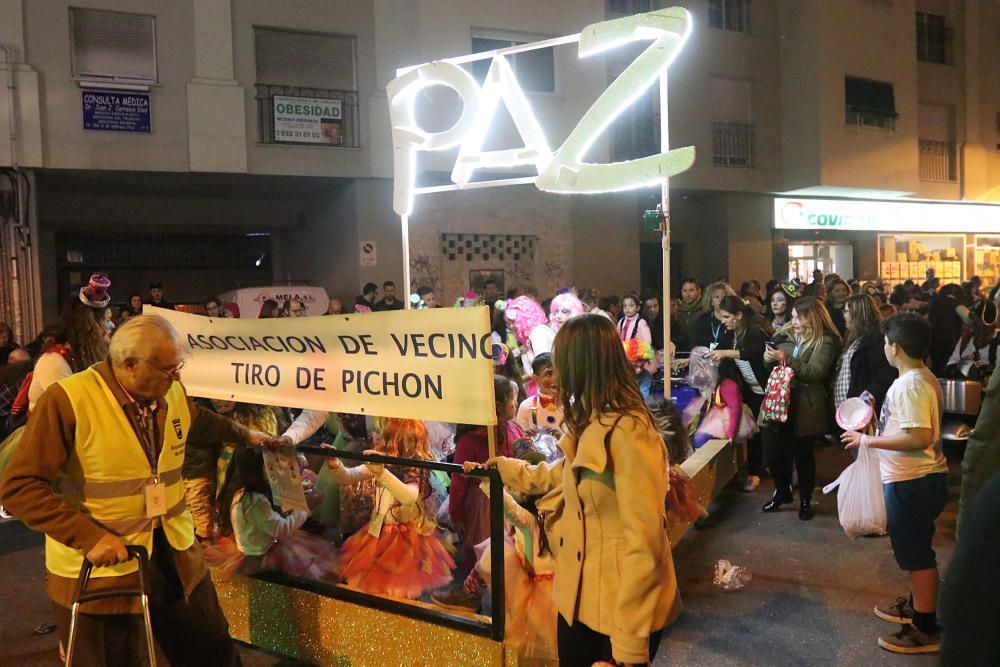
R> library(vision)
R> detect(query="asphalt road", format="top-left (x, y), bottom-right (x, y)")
top-left (0, 443), bottom-right (957, 666)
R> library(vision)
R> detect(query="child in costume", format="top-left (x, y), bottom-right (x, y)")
top-left (206, 447), bottom-right (337, 582)
top-left (682, 349), bottom-right (757, 449)
top-left (515, 353), bottom-right (563, 436)
top-left (504, 296), bottom-right (550, 393)
top-left (327, 418), bottom-right (455, 599)
top-left (183, 399), bottom-right (288, 542)
top-left (618, 292), bottom-right (656, 397)
top-left (432, 376), bottom-right (523, 609)
top-left (440, 470), bottom-right (559, 662)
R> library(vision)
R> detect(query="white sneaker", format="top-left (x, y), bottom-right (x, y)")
top-left (0, 505), bottom-right (13, 520)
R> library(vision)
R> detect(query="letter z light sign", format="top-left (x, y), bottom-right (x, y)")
top-left (387, 7), bottom-right (695, 216)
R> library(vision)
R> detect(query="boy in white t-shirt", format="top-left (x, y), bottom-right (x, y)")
top-left (842, 313), bottom-right (948, 655)
top-left (515, 353), bottom-right (563, 435)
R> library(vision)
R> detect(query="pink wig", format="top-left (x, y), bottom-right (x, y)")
top-left (550, 292), bottom-right (585, 317)
top-left (505, 296), bottom-right (548, 346)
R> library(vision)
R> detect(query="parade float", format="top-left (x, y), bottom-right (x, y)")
top-left (154, 7), bottom-right (744, 665)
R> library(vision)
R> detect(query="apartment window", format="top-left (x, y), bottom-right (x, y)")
top-left (607, 0), bottom-right (652, 16)
top-left (470, 32), bottom-right (555, 93)
top-left (254, 27), bottom-right (359, 146)
top-left (916, 12), bottom-right (951, 65)
top-left (918, 103), bottom-right (956, 181)
top-left (708, 0), bottom-right (751, 33)
top-left (845, 77), bottom-right (897, 130)
top-left (612, 86), bottom-right (659, 161)
top-left (710, 77), bottom-right (754, 168)
top-left (70, 7), bottom-right (157, 83)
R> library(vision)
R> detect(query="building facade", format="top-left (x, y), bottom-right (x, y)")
top-left (1, 0), bottom-right (999, 340)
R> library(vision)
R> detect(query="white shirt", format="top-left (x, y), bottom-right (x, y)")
top-left (27, 351), bottom-right (73, 412)
top-left (230, 490), bottom-right (309, 556)
top-left (875, 368), bottom-right (948, 483)
top-left (281, 409), bottom-right (329, 445)
top-left (946, 336), bottom-right (996, 377)
top-left (515, 394), bottom-right (564, 433)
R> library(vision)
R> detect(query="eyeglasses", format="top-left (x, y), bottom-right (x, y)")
top-left (144, 359), bottom-right (185, 379)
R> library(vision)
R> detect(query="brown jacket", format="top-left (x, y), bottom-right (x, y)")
top-left (0, 361), bottom-right (249, 613)
top-left (496, 412), bottom-right (681, 665)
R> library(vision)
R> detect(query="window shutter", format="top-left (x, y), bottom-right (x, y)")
top-left (254, 28), bottom-right (356, 91)
top-left (70, 8), bottom-right (157, 82)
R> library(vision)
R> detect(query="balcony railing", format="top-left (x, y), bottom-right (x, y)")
top-left (919, 140), bottom-right (957, 182)
top-left (255, 84), bottom-right (360, 147)
top-left (712, 121), bottom-right (754, 168)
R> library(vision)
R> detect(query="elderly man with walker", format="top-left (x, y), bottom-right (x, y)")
top-left (1, 314), bottom-right (271, 666)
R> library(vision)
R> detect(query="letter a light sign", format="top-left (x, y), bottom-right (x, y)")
top-left (386, 7), bottom-right (696, 216)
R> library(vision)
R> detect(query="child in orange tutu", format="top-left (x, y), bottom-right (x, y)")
top-left (327, 418), bottom-right (456, 599)
top-left (206, 447), bottom-right (338, 582)
top-left (471, 481), bottom-right (558, 662)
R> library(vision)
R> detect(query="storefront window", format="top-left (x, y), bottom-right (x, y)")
top-left (878, 233), bottom-right (964, 291)
top-left (787, 243), bottom-right (854, 283)
top-left (974, 235), bottom-right (1000, 297)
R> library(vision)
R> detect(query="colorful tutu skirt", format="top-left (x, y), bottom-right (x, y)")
top-left (474, 537), bottom-right (557, 661)
top-left (683, 396), bottom-right (758, 445)
top-left (203, 532), bottom-right (340, 582)
top-left (339, 522), bottom-right (456, 599)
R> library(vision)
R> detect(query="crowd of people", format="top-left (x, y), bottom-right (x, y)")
top-left (0, 264), bottom-right (997, 663)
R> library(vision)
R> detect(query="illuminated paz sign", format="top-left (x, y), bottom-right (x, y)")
top-left (149, 306), bottom-right (496, 425)
top-left (775, 197), bottom-right (1000, 233)
top-left (386, 7), bottom-right (696, 216)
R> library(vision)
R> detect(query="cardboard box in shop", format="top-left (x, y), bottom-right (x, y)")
top-left (895, 253), bottom-right (907, 263)
top-left (933, 261), bottom-right (945, 276)
top-left (917, 261), bottom-right (929, 276)
top-left (889, 263), bottom-right (900, 280)
top-left (882, 237), bottom-right (896, 260)
top-left (881, 263), bottom-right (892, 280)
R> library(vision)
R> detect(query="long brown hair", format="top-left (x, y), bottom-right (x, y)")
top-left (844, 294), bottom-right (881, 346)
top-left (553, 313), bottom-right (651, 439)
top-left (59, 301), bottom-right (108, 371)
top-left (791, 296), bottom-right (841, 350)
top-left (719, 295), bottom-right (774, 345)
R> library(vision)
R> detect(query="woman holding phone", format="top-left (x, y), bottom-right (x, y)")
top-left (760, 297), bottom-right (841, 520)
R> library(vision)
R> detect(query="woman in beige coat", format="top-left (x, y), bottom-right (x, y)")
top-left (479, 313), bottom-right (681, 666)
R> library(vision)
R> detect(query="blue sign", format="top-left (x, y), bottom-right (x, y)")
top-left (82, 91), bottom-right (151, 133)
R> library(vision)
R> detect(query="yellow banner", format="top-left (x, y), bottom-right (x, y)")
top-left (148, 306), bottom-right (497, 425)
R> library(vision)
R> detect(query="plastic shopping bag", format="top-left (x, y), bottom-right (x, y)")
top-left (822, 444), bottom-right (886, 539)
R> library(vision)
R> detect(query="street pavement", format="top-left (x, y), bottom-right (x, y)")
top-left (0, 443), bottom-right (956, 666)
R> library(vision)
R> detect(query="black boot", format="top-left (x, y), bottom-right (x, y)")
top-left (762, 489), bottom-right (793, 513)
top-left (798, 498), bottom-right (814, 521)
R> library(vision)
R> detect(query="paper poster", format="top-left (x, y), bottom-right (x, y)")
top-left (262, 447), bottom-right (309, 513)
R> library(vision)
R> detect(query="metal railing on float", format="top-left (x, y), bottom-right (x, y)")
top-left (266, 445), bottom-right (507, 642)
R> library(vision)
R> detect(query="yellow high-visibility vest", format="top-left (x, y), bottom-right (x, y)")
top-left (46, 367), bottom-right (194, 578)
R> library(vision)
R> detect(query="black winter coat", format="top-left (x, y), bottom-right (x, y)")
top-left (846, 329), bottom-right (898, 412)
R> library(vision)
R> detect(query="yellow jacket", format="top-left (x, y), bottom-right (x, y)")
top-left (496, 411), bottom-right (681, 665)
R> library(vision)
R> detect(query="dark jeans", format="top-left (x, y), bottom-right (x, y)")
top-left (55, 530), bottom-right (241, 667)
top-left (557, 614), bottom-right (663, 667)
top-left (761, 425), bottom-right (816, 500)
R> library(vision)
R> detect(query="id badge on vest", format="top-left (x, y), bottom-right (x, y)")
top-left (145, 479), bottom-right (167, 518)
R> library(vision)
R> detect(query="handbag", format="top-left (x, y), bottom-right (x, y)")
top-left (760, 363), bottom-right (794, 423)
